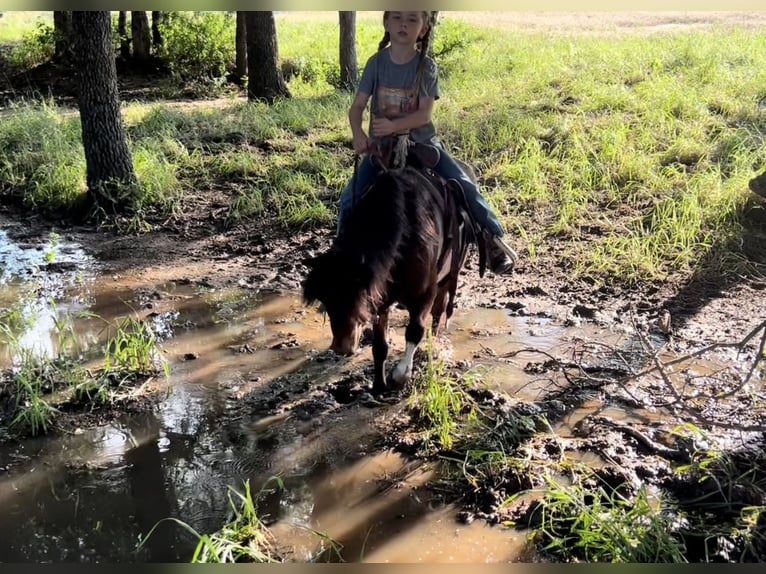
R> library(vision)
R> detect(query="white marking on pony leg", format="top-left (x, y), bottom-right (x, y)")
top-left (392, 341), bottom-right (417, 384)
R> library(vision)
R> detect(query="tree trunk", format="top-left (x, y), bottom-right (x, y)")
top-left (235, 11), bottom-right (247, 82)
top-left (244, 11), bottom-right (290, 103)
top-left (131, 11), bottom-right (151, 62)
top-left (52, 11), bottom-right (72, 62)
top-left (117, 11), bottom-right (130, 60)
top-left (72, 11), bottom-right (136, 214)
top-left (151, 11), bottom-right (163, 51)
top-left (338, 11), bottom-right (357, 91)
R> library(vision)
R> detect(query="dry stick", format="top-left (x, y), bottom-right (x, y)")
top-left (633, 324), bottom-right (685, 406)
top-left (633, 320), bottom-right (766, 432)
top-left (590, 415), bottom-right (690, 462)
top-left (501, 346), bottom-right (648, 406)
top-left (623, 310), bottom-right (765, 406)
top-left (738, 323), bottom-right (766, 391)
top-left (632, 318), bottom-right (766, 382)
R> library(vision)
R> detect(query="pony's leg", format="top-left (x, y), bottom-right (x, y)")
top-left (444, 249), bottom-right (469, 331)
top-left (444, 276), bottom-right (461, 330)
top-left (392, 300), bottom-right (433, 385)
top-left (445, 291), bottom-right (456, 330)
top-left (430, 287), bottom-right (448, 336)
top-left (371, 308), bottom-right (390, 395)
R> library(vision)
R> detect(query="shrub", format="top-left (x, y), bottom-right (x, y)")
top-left (157, 11), bottom-right (235, 84)
top-left (7, 21), bottom-right (55, 71)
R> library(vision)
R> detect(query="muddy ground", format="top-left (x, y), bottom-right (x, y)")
top-left (2, 142), bottom-right (765, 561)
top-left (2, 12), bottom-right (766, 562)
top-left (12, 184), bottom-right (762, 350)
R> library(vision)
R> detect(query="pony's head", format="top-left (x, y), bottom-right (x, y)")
top-left (302, 249), bottom-right (373, 356)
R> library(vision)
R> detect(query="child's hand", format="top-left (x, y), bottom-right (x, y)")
top-left (371, 117), bottom-right (396, 137)
top-left (352, 133), bottom-right (371, 154)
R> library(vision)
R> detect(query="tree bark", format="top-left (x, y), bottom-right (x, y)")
top-left (53, 11), bottom-right (72, 62)
top-left (244, 11), bottom-right (290, 103)
top-left (338, 11), bottom-right (357, 91)
top-left (151, 11), bottom-right (163, 51)
top-left (131, 11), bottom-right (151, 62)
top-left (235, 11), bottom-right (247, 82)
top-left (117, 11), bottom-right (130, 60)
top-left (72, 11), bottom-right (136, 214)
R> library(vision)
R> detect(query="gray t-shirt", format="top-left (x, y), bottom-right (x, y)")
top-left (358, 48), bottom-right (439, 143)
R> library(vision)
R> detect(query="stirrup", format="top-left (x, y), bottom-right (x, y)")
top-left (492, 236), bottom-right (518, 262)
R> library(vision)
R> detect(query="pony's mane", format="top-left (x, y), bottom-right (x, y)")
top-left (337, 168), bottom-right (436, 309)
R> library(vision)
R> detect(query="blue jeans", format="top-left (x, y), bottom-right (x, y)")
top-left (337, 140), bottom-right (505, 237)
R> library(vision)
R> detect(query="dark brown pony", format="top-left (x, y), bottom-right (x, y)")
top-left (303, 154), bottom-right (477, 395)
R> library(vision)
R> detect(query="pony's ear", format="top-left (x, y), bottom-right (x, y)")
top-left (302, 254), bottom-right (326, 304)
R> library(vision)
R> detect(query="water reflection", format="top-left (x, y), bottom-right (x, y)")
top-left (0, 227), bottom-right (95, 361)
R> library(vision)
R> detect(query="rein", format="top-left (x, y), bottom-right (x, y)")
top-left (352, 153), bottom-right (359, 211)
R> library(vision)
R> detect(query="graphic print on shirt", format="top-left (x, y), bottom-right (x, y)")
top-left (375, 85), bottom-right (419, 119)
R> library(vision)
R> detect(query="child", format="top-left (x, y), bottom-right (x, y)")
top-left (336, 11), bottom-right (517, 275)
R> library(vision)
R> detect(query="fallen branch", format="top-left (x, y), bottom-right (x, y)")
top-left (590, 415), bottom-right (690, 463)
top-left (497, 318), bottom-right (766, 433)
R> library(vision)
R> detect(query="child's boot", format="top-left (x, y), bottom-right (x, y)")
top-left (484, 231), bottom-right (517, 275)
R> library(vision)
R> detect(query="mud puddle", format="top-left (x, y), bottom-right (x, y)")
top-left (0, 225), bottom-right (95, 360)
top-left (0, 274), bottom-right (542, 562)
top-left (1, 227), bottom-right (761, 562)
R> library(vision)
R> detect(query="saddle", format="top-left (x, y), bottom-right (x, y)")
top-left (369, 137), bottom-right (441, 172)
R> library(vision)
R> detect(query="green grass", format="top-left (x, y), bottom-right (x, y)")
top-left (0, 11), bottom-right (51, 43)
top-left (138, 476), bottom-right (346, 563)
top-left (0, 101), bottom-right (183, 218)
top-left (525, 442), bottom-right (766, 562)
top-left (531, 476), bottom-right (688, 563)
top-left (159, 478), bottom-right (283, 563)
top-left (0, 309), bottom-right (168, 437)
top-left (431, 22), bottom-right (766, 284)
top-left (1, 13), bottom-right (765, 284)
top-left (407, 334), bottom-right (479, 450)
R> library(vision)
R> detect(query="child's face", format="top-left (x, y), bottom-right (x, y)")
top-left (384, 11), bottom-right (428, 45)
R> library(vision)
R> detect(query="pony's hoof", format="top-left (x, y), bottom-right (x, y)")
top-left (371, 381), bottom-right (387, 396)
top-left (390, 367), bottom-right (412, 386)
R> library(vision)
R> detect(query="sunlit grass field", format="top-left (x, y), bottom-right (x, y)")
top-left (1, 11), bottom-right (765, 284)
top-left (0, 11), bottom-right (51, 43)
